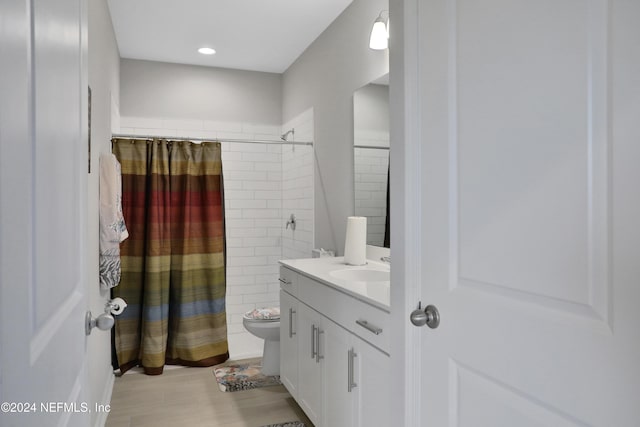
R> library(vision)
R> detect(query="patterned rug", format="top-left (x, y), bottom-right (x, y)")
top-left (213, 361), bottom-right (281, 392)
top-left (260, 423), bottom-right (305, 427)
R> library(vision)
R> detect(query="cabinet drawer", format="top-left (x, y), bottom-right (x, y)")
top-left (298, 274), bottom-right (390, 354)
top-left (279, 266), bottom-right (298, 296)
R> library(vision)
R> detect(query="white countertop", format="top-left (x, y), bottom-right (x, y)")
top-left (279, 256), bottom-right (391, 311)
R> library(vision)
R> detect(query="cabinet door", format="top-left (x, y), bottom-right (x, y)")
top-left (280, 290), bottom-right (298, 398)
top-left (297, 303), bottom-right (323, 426)
top-left (354, 336), bottom-right (391, 427)
top-left (322, 318), bottom-right (353, 427)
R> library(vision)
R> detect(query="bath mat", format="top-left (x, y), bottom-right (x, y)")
top-left (260, 422), bottom-right (305, 427)
top-left (213, 361), bottom-right (281, 392)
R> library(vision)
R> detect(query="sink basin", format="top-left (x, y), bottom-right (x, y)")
top-left (329, 268), bottom-right (390, 283)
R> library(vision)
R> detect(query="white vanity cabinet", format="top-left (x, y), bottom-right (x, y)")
top-left (279, 263), bottom-right (390, 427)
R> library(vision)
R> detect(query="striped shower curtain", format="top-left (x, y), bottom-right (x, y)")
top-left (112, 138), bottom-right (229, 375)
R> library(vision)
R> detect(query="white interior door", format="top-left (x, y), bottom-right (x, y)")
top-left (392, 0), bottom-right (640, 425)
top-left (0, 1), bottom-right (89, 426)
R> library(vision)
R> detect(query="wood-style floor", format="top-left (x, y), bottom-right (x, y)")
top-left (105, 360), bottom-right (313, 427)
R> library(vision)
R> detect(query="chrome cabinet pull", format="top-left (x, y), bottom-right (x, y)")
top-left (311, 324), bottom-right (317, 359)
top-left (348, 348), bottom-right (358, 392)
top-left (355, 319), bottom-right (383, 335)
top-left (347, 349), bottom-right (352, 392)
top-left (316, 329), bottom-right (324, 363)
top-left (279, 278), bottom-right (291, 285)
top-left (289, 308), bottom-right (296, 338)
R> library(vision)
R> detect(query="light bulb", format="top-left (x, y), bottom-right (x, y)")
top-left (369, 18), bottom-right (388, 50)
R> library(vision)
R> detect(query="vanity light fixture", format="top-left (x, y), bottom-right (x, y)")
top-left (369, 11), bottom-right (389, 50)
top-left (198, 47), bottom-right (216, 55)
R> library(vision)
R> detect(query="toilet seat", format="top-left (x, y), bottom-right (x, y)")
top-left (243, 307), bottom-right (280, 322)
top-left (242, 307), bottom-right (281, 376)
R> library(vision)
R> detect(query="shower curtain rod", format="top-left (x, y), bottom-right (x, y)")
top-left (354, 144), bottom-right (389, 150)
top-left (111, 134), bottom-right (313, 146)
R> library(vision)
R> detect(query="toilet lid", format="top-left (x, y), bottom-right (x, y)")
top-left (243, 307), bottom-right (280, 321)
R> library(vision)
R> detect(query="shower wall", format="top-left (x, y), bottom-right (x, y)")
top-left (116, 115), bottom-right (314, 359)
top-left (281, 109), bottom-right (315, 260)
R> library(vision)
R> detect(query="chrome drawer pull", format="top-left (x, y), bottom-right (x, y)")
top-left (279, 278), bottom-right (291, 285)
top-left (355, 319), bottom-right (382, 335)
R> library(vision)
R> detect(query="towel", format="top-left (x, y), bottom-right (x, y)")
top-left (99, 153), bottom-right (128, 290)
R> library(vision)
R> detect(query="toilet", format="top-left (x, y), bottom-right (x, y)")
top-left (242, 307), bottom-right (280, 376)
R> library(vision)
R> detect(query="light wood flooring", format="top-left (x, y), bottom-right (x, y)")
top-left (105, 360), bottom-right (313, 427)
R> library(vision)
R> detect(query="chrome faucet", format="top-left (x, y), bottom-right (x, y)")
top-left (380, 256), bottom-right (391, 264)
top-left (286, 213), bottom-right (297, 230)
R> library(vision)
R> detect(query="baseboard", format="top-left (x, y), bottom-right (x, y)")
top-left (229, 350), bottom-right (263, 361)
top-left (94, 365), bottom-right (115, 427)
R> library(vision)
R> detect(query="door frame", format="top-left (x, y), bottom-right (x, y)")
top-left (389, 0), bottom-right (421, 425)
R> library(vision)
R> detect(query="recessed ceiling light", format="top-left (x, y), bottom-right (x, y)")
top-left (198, 47), bottom-right (216, 55)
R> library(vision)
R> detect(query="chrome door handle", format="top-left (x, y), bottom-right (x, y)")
top-left (347, 348), bottom-right (358, 392)
top-left (289, 308), bottom-right (296, 338)
top-left (355, 319), bottom-right (383, 335)
top-left (410, 302), bottom-right (440, 329)
top-left (279, 278), bottom-right (291, 285)
top-left (85, 311), bottom-right (114, 335)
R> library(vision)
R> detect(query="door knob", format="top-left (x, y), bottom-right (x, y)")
top-left (85, 311), bottom-right (115, 335)
top-left (410, 302), bottom-right (440, 329)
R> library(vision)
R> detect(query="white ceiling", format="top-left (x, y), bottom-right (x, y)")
top-left (107, 0), bottom-right (353, 74)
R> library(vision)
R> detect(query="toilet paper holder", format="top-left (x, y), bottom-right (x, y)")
top-left (105, 297), bottom-right (127, 315)
top-left (85, 298), bottom-right (127, 335)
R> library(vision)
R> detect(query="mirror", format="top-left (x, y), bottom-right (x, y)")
top-left (353, 74), bottom-right (389, 248)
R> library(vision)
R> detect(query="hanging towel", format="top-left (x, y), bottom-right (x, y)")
top-left (99, 153), bottom-right (129, 290)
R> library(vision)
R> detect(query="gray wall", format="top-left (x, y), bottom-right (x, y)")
top-left (87, 0), bottom-right (120, 424)
top-left (282, 0), bottom-right (389, 254)
top-left (354, 83), bottom-right (390, 143)
top-left (120, 59), bottom-right (282, 125)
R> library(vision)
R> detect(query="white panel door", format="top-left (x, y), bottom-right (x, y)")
top-left (279, 290), bottom-right (299, 398)
top-left (0, 0), bottom-right (89, 426)
top-left (353, 336), bottom-right (390, 427)
top-left (322, 318), bottom-right (352, 427)
top-left (393, 0), bottom-right (640, 425)
top-left (296, 303), bottom-right (323, 426)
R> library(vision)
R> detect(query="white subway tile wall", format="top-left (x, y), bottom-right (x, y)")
top-left (116, 114), bottom-right (314, 359)
top-left (281, 109), bottom-right (315, 260)
top-left (354, 146), bottom-right (389, 247)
